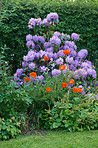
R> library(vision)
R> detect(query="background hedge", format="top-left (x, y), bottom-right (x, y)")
top-left (0, 0), bottom-right (98, 74)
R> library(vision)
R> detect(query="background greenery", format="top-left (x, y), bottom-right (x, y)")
top-left (0, 0), bottom-right (98, 74)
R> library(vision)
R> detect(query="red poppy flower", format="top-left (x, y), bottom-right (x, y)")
top-left (29, 72), bottom-right (36, 79)
top-left (62, 49), bottom-right (70, 55)
top-left (73, 87), bottom-right (82, 93)
top-left (59, 65), bottom-right (66, 70)
top-left (62, 82), bottom-right (68, 88)
top-left (43, 56), bottom-right (49, 61)
top-left (68, 79), bottom-right (74, 84)
top-left (46, 87), bottom-right (52, 92)
top-left (24, 77), bottom-right (30, 82)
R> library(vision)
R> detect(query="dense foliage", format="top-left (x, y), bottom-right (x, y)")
top-left (40, 96), bottom-right (98, 131)
top-left (0, 48), bottom-right (32, 140)
top-left (0, 0), bottom-right (98, 74)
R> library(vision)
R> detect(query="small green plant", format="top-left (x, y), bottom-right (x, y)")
top-left (0, 117), bottom-right (21, 140)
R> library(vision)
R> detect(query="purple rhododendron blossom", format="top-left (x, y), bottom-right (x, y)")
top-left (53, 31), bottom-right (61, 36)
top-left (87, 68), bottom-right (96, 79)
top-left (65, 41), bottom-right (75, 48)
top-left (78, 49), bottom-right (88, 59)
top-left (42, 18), bottom-right (51, 26)
top-left (28, 18), bottom-right (36, 26)
top-left (23, 50), bottom-right (36, 61)
top-left (22, 62), bottom-right (27, 67)
top-left (66, 56), bottom-right (73, 64)
top-left (78, 69), bottom-right (88, 78)
top-left (23, 55), bottom-right (29, 62)
top-left (39, 50), bottom-right (46, 58)
top-left (37, 75), bottom-right (44, 81)
top-left (38, 36), bottom-right (45, 43)
top-left (40, 66), bottom-right (48, 72)
top-left (28, 62), bottom-right (35, 70)
top-left (46, 12), bottom-right (59, 22)
top-left (14, 73), bottom-right (20, 81)
top-left (32, 35), bottom-right (39, 42)
top-left (35, 18), bottom-right (42, 25)
top-left (71, 33), bottom-right (79, 41)
top-left (26, 40), bottom-right (35, 49)
top-left (52, 69), bottom-right (61, 76)
top-left (44, 42), bottom-right (51, 49)
top-left (63, 45), bottom-right (70, 50)
top-left (84, 60), bottom-right (93, 67)
top-left (74, 45), bottom-right (77, 50)
top-left (28, 25), bottom-right (33, 29)
top-left (46, 52), bottom-right (54, 58)
top-left (51, 63), bottom-right (55, 69)
top-left (16, 68), bottom-right (23, 77)
top-left (66, 35), bottom-right (70, 40)
top-left (45, 47), bottom-right (54, 52)
top-left (26, 34), bottom-right (33, 41)
top-left (35, 52), bottom-right (40, 59)
top-left (70, 50), bottom-right (77, 57)
top-left (81, 62), bottom-right (91, 69)
top-left (57, 50), bottom-right (65, 57)
top-left (50, 36), bottom-right (61, 45)
top-left (53, 53), bottom-right (58, 60)
top-left (28, 18), bottom-right (42, 27)
top-left (56, 57), bottom-right (64, 65)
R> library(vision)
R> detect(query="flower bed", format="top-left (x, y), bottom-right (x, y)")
top-left (12, 12), bottom-right (98, 132)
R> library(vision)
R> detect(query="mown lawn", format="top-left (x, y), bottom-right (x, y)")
top-left (0, 130), bottom-right (98, 148)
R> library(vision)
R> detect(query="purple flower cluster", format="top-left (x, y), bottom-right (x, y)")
top-left (78, 49), bottom-right (88, 59)
top-left (26, 35), bottom-right (45, 50)
top-left (71, 33), bottom-right (79, 41)
top-left (28, 12), bottom-right (59, 29)
top-left (52, 69), bottom-right (61, 76)
top-left (14, 12), bottom-right (97, 94)
top-left (41, 18), bottom-right (51, 26)
top-left (46, 12), bottom-right (59, 23)
top-left (50, 36), bottom-right (61, 45)
top-left (28, 18), bottom-right (42, 29)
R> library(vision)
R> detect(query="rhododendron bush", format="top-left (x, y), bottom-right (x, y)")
top-left (12, 12), bottom-right (98, 131)
top-left (14, 12), bottom-right (97, 96)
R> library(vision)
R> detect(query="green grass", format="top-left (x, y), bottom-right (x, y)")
top-left (0, 130), bottom-right (98, 148)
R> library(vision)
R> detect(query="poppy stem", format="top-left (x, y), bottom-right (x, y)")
top-left (67, 90), bottom-right (70, 102)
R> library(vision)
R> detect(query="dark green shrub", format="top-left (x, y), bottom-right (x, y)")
top-left (39, 96), bottom-right (98, 131)
top-left (0, 47), bottom-right (32, 139)
top-left (0, 47), bottom-right (32, 122)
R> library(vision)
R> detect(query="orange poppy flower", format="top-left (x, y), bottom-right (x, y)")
top-left (43, 56), bottom-right (49, 61)
top-left (46, 87), bottom-right (52, 92)
top-left (24, 77), bottom-right (30, 82)
top-left (59, 65), bottom-right (66, 70)
top-left (68, 79), bottom-right (74, 84)
top-left (62, 82), bottom-right (68, 88)
top-left (73, 87), bottom-right (82, 93)
top-left (62, 49), bottom-right (70, 55)
top-left (29, 72), bottom-right (36, 79)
